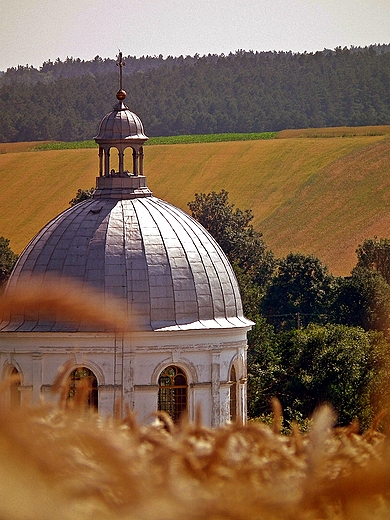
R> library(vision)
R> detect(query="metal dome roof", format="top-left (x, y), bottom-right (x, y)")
top-left (95, 101), bottom-right (148, 142)
top-left (1, 197), bottom-right (250, 333)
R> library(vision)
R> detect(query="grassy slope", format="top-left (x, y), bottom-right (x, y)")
top-left (1, 133), bottom-right (390, 276)
top-left (261, 137), bottom-right (390, 275)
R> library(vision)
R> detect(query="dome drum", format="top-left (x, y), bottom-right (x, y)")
top-left (93, 175), bottom-right (152, 199)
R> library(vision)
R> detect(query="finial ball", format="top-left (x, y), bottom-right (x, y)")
top-left (116, 89), bottom-right (127, 101)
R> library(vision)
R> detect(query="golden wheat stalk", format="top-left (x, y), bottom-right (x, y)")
top-left (0, 275), bottom-right (131, 331)
top-left (0, 277), bottom-right (390, 519)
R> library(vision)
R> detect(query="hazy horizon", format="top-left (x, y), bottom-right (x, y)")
top-left (1, 0), bottom-right (390, 72)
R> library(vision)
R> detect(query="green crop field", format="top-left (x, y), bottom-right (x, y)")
top-left (32, 132), bottom-right (277, 150)
top-left (1, 128), bottom-right (390, 276)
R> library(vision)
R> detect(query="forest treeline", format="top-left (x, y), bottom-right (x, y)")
top-left (2, 45), bottom-right (390, 142)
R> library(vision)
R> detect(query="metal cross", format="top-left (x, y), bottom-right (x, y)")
top-left (116, 51), bottom-right (126, 91)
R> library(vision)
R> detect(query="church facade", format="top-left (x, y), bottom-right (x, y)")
top-left (0, 55), bottom-right (252, 426)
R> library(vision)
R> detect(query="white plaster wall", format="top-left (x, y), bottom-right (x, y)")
top-left (0, 326), bottom-right (250, 427)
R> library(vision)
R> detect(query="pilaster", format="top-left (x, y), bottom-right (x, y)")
top-left (211, 350), bottom-right (221, 427)
top-left (32, 352), bottom-right (42, 404)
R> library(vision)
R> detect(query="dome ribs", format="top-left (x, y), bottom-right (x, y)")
top-left (151, 198), bottom-right (243, 327)
top-left (139, 199), bottom-right (199, 328)
top-left (122, 202), bottom-right (152, 330)
top-left (132, 200), bottom-right (176, 329)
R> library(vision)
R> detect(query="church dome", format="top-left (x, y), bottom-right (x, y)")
top-left (2, 195), bottom-right (249, 332)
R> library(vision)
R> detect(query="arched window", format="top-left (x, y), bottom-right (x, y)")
top-left (229, 366), bottom-right (237, 422)
top-left (68, 367), bottom-right (98, 410)
top-left (158, 366), bottom-right (187, 423)
top-left (10, 366), bottom-right (21, 408)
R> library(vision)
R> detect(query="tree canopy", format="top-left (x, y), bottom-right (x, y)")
top-left (274, 324), bottom-right (388, 428)
top-left (247, 321), bottom-right (389, 428)
top-left (261, 253), bottom-right (335, 330)
top-left (356, 237), bottom-right (390, 284)
top-left (69, 188), bottom-right (94, 206)
top-left (0, 236), bottom-right (18, 288)
top-left (331, 267), bottom-right (390, 332)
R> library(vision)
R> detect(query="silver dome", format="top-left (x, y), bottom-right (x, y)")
top-left (95, 101), bottom-right (148, 142)
top-left (1, 197), bottom-right (249, 332)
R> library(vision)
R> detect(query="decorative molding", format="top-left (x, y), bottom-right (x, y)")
top-left (172, 351), bottom-right (181, 363)
top-left (134, 384), bottom-right (159, 392)
top-left (190, 382), bottom-right (211, 389)
top-left (151, 357), bottom-right (198, 385)
top-left (56, 359), bottom-right (106, 386)
top-left (220, 382), bottom-right (232, 389)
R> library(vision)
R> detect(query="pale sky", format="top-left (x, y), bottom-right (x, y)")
top-left (1, 0), bottom-right (390, 72)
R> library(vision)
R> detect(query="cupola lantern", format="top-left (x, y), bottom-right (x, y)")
top-left (93, 52), bottom-right (150, 199)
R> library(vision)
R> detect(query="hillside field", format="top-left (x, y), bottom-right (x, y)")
top-left (2, 129), bottom-right (390, 276)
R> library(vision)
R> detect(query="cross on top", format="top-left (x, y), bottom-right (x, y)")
top-left (116, 51), bottom-right (126, 91)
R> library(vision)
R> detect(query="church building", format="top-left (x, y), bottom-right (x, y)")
top-left (0, 54), bottom-right (253, 426)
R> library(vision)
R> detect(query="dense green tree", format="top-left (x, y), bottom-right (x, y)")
top-left (0, 237), bottom-right (18, 288)
top-left (356, 237), bottom-right (390, 284)
top-left (247, 317), bottom-right (282, 418)
top-left (233, 266), bottom-right (264, 320)
top-left (261, 253), bottom-right (335, 331)
top-left (69, 188), bottom-right (94, 206)
top-left (274, 323), bottom-right (388, 428)
top-left (247, 320), bottom-right (389, 428)
top-left (331, 267), bottom-right (390, 332)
